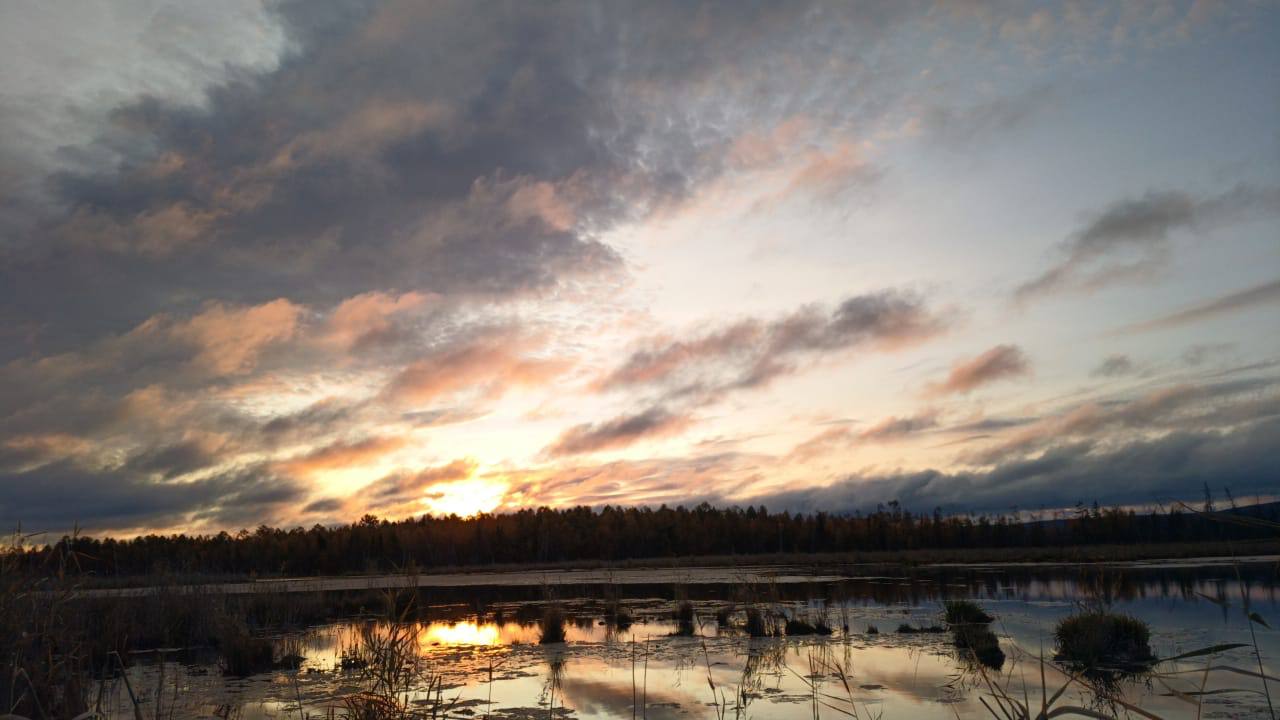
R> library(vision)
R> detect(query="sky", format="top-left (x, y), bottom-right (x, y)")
top-left (0, 0), bottom-right (1277, 536)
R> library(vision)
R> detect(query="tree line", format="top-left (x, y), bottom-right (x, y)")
top-left (10, 500), bottom-right (1278, 578)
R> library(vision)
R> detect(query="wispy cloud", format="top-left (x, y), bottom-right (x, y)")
top-left (926, 345), bottom-right (1030, 397)
top-left (1114, 279), bottom-right (1280, 334)
top-left (1016, 186), bottom-right (1280, 302)
top-left (599, 289), bottom-right (950, 403)
top-left (546, 407), bottom-right (693, 456)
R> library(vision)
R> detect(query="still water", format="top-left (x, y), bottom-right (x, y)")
top-left (96, 558), bottom-right (1279, 719)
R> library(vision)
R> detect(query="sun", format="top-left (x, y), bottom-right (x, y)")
top-left (422, 477), bottom-right (507, 517)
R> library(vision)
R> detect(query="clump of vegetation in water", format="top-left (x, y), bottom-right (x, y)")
top-left (674, 599), bottom-right (696, 636)
top-left (1054, 611), bottom-right (1154, 669)
top-left (538, 604), bottom-right (568, 644)
top-left (944, 599), bottom-right (994, 625)
top-left (897, 622), bottom-right (945, 634)
top-left (866, 624), bottom-right (879, 635)
top-left (605, 600), bottom-right (633, 630)
top-left (217, 622), bottom-right (275, 676)
top-left (785, 606), bottom-right (834, 636)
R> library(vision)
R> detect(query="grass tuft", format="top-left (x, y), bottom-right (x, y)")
top-left (538, 604), bottom-right (568, 644)
top-left (1054, 611), bottom-right (1154, 670)
top-left (944, 599), bottom-right (994, 625)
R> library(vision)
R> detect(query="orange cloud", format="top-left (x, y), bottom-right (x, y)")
top-left (169, 299), bottom-right (304, 375)
top-left (383, 330), bottom-right (570, 405)
top-left (279, 435), bottom-right (408, 476)
top-left (322, 290), bottom-right (431, 351)
top-left (926, 345), bottom-right (1030, 397)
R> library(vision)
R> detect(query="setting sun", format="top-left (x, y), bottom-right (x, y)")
top-left (422, 477), bottom-right (508, 517)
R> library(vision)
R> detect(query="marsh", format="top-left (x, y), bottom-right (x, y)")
top-left (79, 558), bottom-right (1278, 719)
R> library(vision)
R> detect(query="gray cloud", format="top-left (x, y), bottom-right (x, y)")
top-left (0, 1), bottom-right (926, 359)
top-left (599, 289), bottom-right (949, 403)
top-left (547, 407), bottom-right (692, 457)
top-left (1091, 353), bottom-right (1137, 378)
top-left (858, 411), bottom-right (939, 441)
top-left (1016, 185), bottom-right (1280, 302)
top-left (967, 376), bottom-right (1280, 465)
top-left (0, 460), bottom-right (303, 533)
top-left (1117, 278), bottom-right (1280, 334)
top-left (740, 417), bottom-right (1280, 514)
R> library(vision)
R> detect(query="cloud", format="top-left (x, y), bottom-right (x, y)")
top-left (363, 459), bottom-right (477, 507)
top-left (278, 436), bottom-right (407, 477)
top-left (1182, 343), bottom-right (1236, 367)
top-left (859, 411), bottom-right (940, 441)
top-left (321, 291), bottom-right (432, 352)
top-left (169, 299), bottom-right (304, 375)
top-left (599, 289), bottom-right (948, 402)
top-left (787, 426), bottom-right (857, 463)
top-left (926, 345), bottom-right (1030, 397)
top-left (1091, 354), bottom-right (1137, 378)
top-left (546, 407), bottom-right (693, 456)
top-left (968, 377), bottom-right (1280, 465)
top-left (382, 327), bottom-right (570, 406)
top-left (740, 417), bottom-right (1280, 514)
top-left (1015, 185), bottom-right (1280, 302)
top-left (786, 410), bottom-right (938, 463)
top-left (1115, 278), bottom-right (1280, 334)
top-left (0, 1), bottom-right (937, 359)
top-left (0, 460), bottom-right (304, 533)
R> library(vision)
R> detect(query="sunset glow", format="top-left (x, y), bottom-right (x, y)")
top-left (422, 478), bottom-right (509, 518)
top-left (0, 2), bottom-right (1276, 536)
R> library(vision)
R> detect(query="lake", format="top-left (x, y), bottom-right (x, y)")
top-left (90, 557), bottom-right (1279, 719)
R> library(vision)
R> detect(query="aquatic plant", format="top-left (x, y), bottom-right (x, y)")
top-left (743, 606), bottom-right (770, 637)
top-left (606, 600), bottom-right (633, 630)
top-left (944, 599), bottom-right (994, 625)
top-left (674, 599), bottom-right (696, 636)
top-left (865, 624), bottom-right (879, 635)
top-left (1054, 611), bottom-right (1154, 670)
top-left (538, 603), bottom-right (568, 644)
top-left (217, 622), bottom-right (275, 676)
top-left (896, 622), bottom-right (945, 634)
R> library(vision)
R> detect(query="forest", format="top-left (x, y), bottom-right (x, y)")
top-left (11, 499), bottom-right (1278, 578)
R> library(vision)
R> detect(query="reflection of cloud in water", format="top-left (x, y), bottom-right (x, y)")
top-left (561, 677), bottom-right (697, 720)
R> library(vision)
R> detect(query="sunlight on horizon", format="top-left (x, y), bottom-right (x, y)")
top-left (422, 477), bottom-right (509, 517)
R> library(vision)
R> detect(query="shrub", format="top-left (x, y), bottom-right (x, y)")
top-left (1054, 612), bottom-right (1154, 669)
top-left (866, 624), bottom-right (879, 635)
top-left (943, 599), bottom-right (994, 625)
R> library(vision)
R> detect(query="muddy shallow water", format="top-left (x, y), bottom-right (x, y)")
top-left (93, 558), bottom-right (1279, 719)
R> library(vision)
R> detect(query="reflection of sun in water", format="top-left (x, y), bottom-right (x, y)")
top-left (422, 621), bottom-right (500, 646)
top-left (423, 478), bottom-right (507, 517)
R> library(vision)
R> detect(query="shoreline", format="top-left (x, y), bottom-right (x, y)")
top-left (57, 538), bottom-right (1280, 597)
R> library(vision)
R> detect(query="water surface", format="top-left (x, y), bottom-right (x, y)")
top-left (94, 558), bottom-right (1280, 719)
